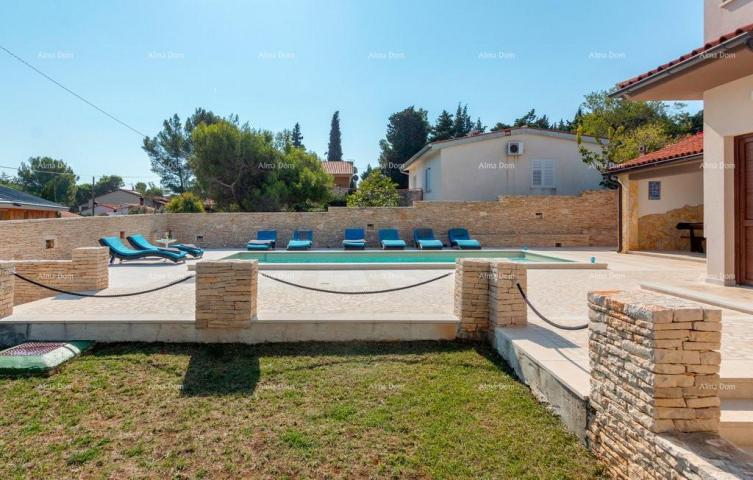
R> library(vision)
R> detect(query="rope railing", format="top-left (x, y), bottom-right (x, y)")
top-left (11, 272), bottom-right (194, 298)
top-left (259, 272), bottom-right (452, 295)
top-left (515, 282), bottom-right (588, 331)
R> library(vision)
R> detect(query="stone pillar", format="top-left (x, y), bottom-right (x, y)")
top-left (588, 290), bottom-right (722, 479)
top-left (71, 247), bottom-right (109, 291)
top-left (195, 260), bottom-right (258, 329)
top-left (489, 259), bottom-right (527, 327)
top-left (453, 259), bottom-right (490, 340)
top-left (0, 263), bottom-right (14, 319)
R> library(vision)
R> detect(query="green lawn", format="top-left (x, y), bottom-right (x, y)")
top-left (0, 342), bottom-right (605, 479)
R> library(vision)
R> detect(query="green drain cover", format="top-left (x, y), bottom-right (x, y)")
top-left (0, 341), bottom-right (93, 376)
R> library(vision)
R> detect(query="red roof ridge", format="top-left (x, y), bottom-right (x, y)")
top-left (616, 23), bottom-right (753, 90)
top-left (609, 132), bottom-right (704, 173)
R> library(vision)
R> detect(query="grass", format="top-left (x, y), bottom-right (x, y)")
top-left (0, 342), bottom-right (606, 479)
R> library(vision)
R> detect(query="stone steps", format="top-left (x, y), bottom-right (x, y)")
top-left (720, 399), bottom-right (753, 448)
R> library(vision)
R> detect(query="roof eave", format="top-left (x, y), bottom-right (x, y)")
top-left (611, 32), bottom-right (752, 99)
top-left (608, 152), bottom-right (703, 174)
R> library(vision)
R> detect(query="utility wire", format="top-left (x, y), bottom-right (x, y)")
top-left (0, 164), bottom-right (161, 180)
top-left (0, 45), bottom-right (148, 138)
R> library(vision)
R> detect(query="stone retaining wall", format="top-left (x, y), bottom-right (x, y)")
top-left (1, 247), bottom-right (110, 306)
top-left (195, 260), bottom-right (258, 329)
top-left (0, 190), bottom-right (616, 260)
top-left (588, 290), bottom-right (723, 479)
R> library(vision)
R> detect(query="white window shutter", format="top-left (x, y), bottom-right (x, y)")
top-left (531, 160), bottom-right (542, 187)
top-left (542, 160), bottom-right (555, 188)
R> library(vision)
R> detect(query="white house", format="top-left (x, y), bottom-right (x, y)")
top-left (612, 0), bottom-right (753, 286)
top-left (400, 127), bottom-right (604, 201)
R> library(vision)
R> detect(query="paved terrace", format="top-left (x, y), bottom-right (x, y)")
top-left (4, 248), bottom-right (752, 386)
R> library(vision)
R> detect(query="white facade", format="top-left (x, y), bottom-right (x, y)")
top-left (402, 129), bottom-right (604, 201)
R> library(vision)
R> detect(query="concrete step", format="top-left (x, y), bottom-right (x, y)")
top-left (720, 399), bottom-right (753, 449)
top-left (719, 376), bottom-right (753, 399)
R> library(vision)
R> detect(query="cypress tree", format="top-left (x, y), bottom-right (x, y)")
top-left (327, 111), bottom-right (343, 161)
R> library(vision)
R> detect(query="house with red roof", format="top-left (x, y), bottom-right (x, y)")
top-left (612, 2), bottom-right (753, 286)
top-left (609, 133), bottom-right (704, 253)
top-left (321, 160), bottom-right (356, 195)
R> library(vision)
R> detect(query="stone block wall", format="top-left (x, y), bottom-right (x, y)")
top-left (454, 259), bottom-right (490, 339)
top-left (0, 214), bottom-right (167, 260)
top-left (588, 290), bottom-right (722, 479)
top-left (0, 190), bottom-right (616, 260)
top-left (0, 264), bottom-right (13, 318)
top-left (195, 260), bottom-right (258, 329)
top-left (638, 204), bottom-right (704, 251)
top-left (3, 247), bottom-right (110, 305)
top-left (489, 260), bottom-right (527, 328)
top-left (454, 258), bottom-right (528, 339)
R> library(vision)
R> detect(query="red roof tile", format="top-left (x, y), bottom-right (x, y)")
top-left (321, 161), bottom-right (354, 176)
top-left (609, 133), bottom-right (703, 173)
top-left (616, 23), bottom-right (753, 90)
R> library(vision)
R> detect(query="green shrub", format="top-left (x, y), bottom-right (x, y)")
top-left (165, 192), bottom-right (205, 213)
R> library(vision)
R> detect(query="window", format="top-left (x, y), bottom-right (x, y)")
top-left (424, 168), bottom-right (432, 193)
top-left (648, 181), bottom-right (661, 200)
top-left (531, 160), bottom-right (555, 188)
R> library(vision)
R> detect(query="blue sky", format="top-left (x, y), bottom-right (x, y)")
top-left (1, 0), bottom-right (702, 186)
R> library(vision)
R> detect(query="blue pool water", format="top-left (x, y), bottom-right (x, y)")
top-left (222, 250), bottom-right (572, 264)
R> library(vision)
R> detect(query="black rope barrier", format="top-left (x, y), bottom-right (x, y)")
top-left (515, 282), bottom-right (588, 331)
top-left (12, 272), bottom-right (194, 298)
top-left (260, 271), bottom-right (453, 295)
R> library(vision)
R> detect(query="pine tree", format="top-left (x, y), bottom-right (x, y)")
top-left (292, 122), bottom-right (304, 148)
top-left (429, 110), bottom-right (455, 142)
top-left (452, 104), bottom-right (473, 137)
top-left (327, 111), bottom-right (343, 161)
top-left (473, 118), bottom-right (486, 133)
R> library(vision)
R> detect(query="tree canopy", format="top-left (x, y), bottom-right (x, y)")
top-left (16, 157), bottom-right (78, 206)
top-left (190, 120), bottom-right (331, 212)
top-left (142, 108), bottom-right (223, 194)
top-left (347, 170), bottom-right (399, 207)
top-left (378, 106), bottom-right (430, 188)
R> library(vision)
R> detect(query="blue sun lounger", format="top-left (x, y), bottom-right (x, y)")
top-left (127, 234), bottom-right (204, 258)
top-left (378, 228), bottom-right (406, 250)
top-left (413, 228), bottom-right (444, 250)
top-left (448, 228), bottom-right (482, 250)
top-left (287, 230), bottom-right (313, 250)
top-left (342, 228), bottom-right (366, 250)
top-left (247, 230), bottom-right (277, 250)
top-left (99, 236), bottom-right (186, 264)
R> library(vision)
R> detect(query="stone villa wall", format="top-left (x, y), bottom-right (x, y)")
top-left (195, 260), bottom-right (258, 329)
top-left (454, 258), bottom-right (528, 339)
top-left (588, 290), bottom-right (723, 479)
top-left (0, 247), bottom-right (110, 306)
top-left (638, 204), bottom-right (704, 251)
top-left (0, 190), bottom-right (616, 259)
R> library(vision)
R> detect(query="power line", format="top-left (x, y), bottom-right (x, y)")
top-left (0, 45), bottom-right (148, 138)
top-left (0, 164), bottom-right (161, 180)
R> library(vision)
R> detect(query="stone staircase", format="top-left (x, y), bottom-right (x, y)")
top-left (720, 378), bottom-right (753, 451)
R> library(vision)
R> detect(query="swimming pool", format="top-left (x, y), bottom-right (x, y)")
top-left (222, 249), bottom-right (574, 265)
